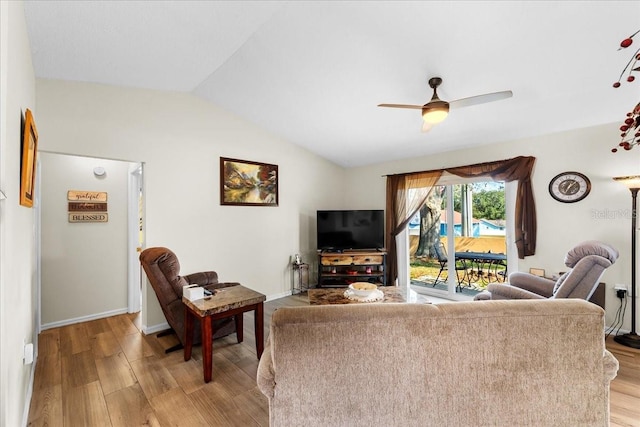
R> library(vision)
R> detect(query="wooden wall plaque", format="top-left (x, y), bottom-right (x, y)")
top-left (68, 213), bottom-right (108, 223)
top-left (67, 191), bottom-right (107, 202)
top-left (68, 202), bottom-right (108, 212)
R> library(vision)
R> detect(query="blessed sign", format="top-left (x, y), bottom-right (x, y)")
top-left (69, 213), bottom-right (108, 223)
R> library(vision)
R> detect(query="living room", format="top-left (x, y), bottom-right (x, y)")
top-left (2, 1), bottom-right (640, 426)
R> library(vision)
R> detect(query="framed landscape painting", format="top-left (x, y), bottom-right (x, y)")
top-left (20, 109), bottom-right (38, 208)
top-left (220, 157), bottom-right (278, 206)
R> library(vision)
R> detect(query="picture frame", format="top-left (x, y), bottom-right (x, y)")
top-left (20, 109), bottom-right (38, 207)
top-left (220, 157), bottom-right (278, 206)
top-left (529, 268), bottom-right (545, 277)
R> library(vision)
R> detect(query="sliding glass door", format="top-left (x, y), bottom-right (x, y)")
top-left (409, 178), bottom-right (511, 298)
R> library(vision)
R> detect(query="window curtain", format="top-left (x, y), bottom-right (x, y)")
top-left (445, 156), bottom-right (536, 259)
top-left (385, 171), bottom-right (443, 285)
top-left (385, 156), bottom-right (536, 285)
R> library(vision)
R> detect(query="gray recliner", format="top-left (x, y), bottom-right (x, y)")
top-left (474, 240), bottom-right (618, 301)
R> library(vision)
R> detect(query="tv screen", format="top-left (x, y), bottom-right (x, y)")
top-left (317, 210), bottom-right (384, 251)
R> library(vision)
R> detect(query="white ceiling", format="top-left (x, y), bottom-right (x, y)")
top-left (23, 1), bottom-right (640, 167)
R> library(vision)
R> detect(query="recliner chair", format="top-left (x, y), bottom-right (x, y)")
top-left (474, 240), bottom-right (618, 301)
top-left (139, 247), bottom-right (238, 352)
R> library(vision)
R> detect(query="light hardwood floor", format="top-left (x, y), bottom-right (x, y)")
top-left (28, 295), bottom-right (640, 426)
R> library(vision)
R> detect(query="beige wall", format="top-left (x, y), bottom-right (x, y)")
top-left (35, 79), bottom-right (346, 331)
top-left (39, 153), bottom-right (133, 326)
top-left (0, 1), bottom-right (38, 425)
top-left (344, 123), bottom-right (638, 330)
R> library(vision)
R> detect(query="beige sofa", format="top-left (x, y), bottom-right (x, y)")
top-left (257, 299), bottom-right (618, 427)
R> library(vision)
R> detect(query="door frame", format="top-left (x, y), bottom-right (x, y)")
top-left (127, 162), bottom-right (144, 313)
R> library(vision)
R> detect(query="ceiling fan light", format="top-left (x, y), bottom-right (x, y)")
top-left (422, 105), bottom-right (449, 124)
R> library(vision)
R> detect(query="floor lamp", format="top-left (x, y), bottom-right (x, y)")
top-left (614, 175), bottom-right (640, 349)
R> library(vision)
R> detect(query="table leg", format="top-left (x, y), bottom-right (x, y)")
top-left (255, 302), bottom-right (264, 359)
top-left (235, 314), bottom-right (244, 343)
top-left (201, 315), bottom-right (213, 383)
top-left (184, 309), bottom-right (194, 361)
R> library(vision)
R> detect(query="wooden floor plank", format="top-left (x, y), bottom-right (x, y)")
top-left (233, 386), bottom-right (270, 427)
top-left (117, 330), bottom-right (155, 362)
top-left (95, 351), bottom-right (137, 396)
top-left (129, 355), bottom-right (179, 400)
top-left (27, 295), bottom-right (640, 426)
top-left (27, 384), bottom-right (63, 427)
top-left (61, 350), bottom-right (99, 391)
top-left (107, 314), bottom-right (140, 337)
top-left (91, 330), bottom-right (122, 360)
top-left (59, 323), bottom-right (91, 355)
top-left (149, 388), bottom-right (209, 427)
top-left (104, 383), bottom-right (161, 427)
top-left (62, 381), bottom-right (111, 427)
top-left (188, 385), bottom-right (259, 427)
top-left (84, 317), bottom-right (112, 337)
top-left (38, 329), bottom-right (60, 357)
top-left (33, 353), bottom-right (61, 390)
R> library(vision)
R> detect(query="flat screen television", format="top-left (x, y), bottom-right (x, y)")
top-left (317, 210), bottom-right (384, 251)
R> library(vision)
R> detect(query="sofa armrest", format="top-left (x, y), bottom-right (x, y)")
top-left (603, 349), bottom-right (619, 383)
top-left (184, 271), bottom-right (219, 285)
top-left (486, 283), bottom-right (547, 300)
top-left (256, 336), bottom-right (275, 399)
top-left (508, 272), bottom-right (555, 297)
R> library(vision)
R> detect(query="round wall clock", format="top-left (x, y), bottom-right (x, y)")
top-left (548, 171), bottom-right (591, 203)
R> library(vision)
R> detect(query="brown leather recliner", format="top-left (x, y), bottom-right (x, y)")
top-left (139, 247), bottom-right (238, 351)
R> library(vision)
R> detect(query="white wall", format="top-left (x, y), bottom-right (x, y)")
top-left (35, 79), bottom-right (346, 330)
top-left (39, 153), bottom-right (132, 326)
top-left (0, 1), bottom-right (38, 426)
top-left (344, 123), bottom-right (639, 330)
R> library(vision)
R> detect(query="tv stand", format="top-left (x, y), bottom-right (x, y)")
top-left (317, 250), bottom-right (387, 288)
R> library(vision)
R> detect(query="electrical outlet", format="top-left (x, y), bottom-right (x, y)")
top-left (614, 284), bottom-right (627, 291)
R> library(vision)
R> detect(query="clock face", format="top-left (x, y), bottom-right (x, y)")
top-left (548, 172), bottom-right (591, 203)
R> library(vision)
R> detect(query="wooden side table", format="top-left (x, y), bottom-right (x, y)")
top-left (182, 285), bottom-right (266, 383)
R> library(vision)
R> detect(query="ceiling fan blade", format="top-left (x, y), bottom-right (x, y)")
top-left (449, 90), bottom-right (513, 109)
top-left (421, 122), bottom-right (433, 133)
top-left (378, 103), bottom-right (424, 109)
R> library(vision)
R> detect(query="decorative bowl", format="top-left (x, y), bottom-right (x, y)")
top-left (348, 282), bottom-right (378, 297)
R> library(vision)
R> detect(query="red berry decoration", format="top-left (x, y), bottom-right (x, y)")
top-left (611, 33), bottom-right (639, 153)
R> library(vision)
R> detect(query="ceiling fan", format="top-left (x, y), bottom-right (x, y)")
top-left (378, 77), bottom-right (513, 131)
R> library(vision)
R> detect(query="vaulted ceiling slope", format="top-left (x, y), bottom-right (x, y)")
top-left (24, 1), bottom-right (640, 167)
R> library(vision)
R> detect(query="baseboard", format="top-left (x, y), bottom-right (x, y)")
top-left (40, 307), bottom-right (128, 330)
top-left (143, 322), bottom-right (171, 335)
top-left (266, 290), bottom-right (292, 301)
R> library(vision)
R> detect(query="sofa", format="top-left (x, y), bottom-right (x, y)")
top-left (257, 299), bottom-right (618, 427)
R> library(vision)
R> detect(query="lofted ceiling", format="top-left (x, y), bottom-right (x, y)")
top-left (23, 1), bottom-right (640, 167)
